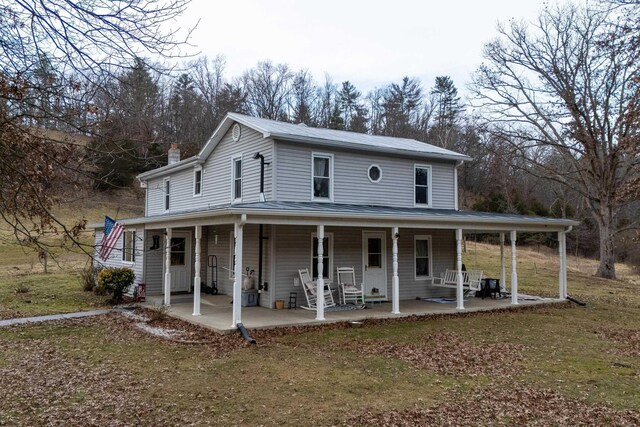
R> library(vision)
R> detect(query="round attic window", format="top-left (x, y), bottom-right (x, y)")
top-left (368, 164), bottom-right (382, 183)
top-left (232, 123), bottom-right (241, 141)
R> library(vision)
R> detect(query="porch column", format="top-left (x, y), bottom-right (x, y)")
top-left (558, 231), bottom-right (567, 300)
top-left (499, 232), bottom-right (506, 292)
top-left (231, 220), bottom-right (244, 327)
top-left (192, 225), bottom-right (202, 316)
top-left (163, 228), bottom-right (172, 306)
top-left (510, 230), bottom-right (518, 305)
top-left (316, 225), bottom-right (325, 321)
top-left (391, 227), bottom-right (400, 314)
top-left (456, 229), bottom-right (464, 310)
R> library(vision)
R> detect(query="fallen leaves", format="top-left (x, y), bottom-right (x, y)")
top-left (337, 331), bottom-right (527, 377)
top-left (347, 385), bottom-right (640, 426)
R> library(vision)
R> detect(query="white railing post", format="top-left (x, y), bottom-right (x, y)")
top-left (559, 231), bottom-right (567, 300)
top-left (316, 225), bottom-right (325, 321)
top-left (164, 228), bottom-right (172, 306)
top-left (511, 230), bottom-right (518, 305)
top-left (231, 221), bottom-right (244, 327)
top-left (456, 229), bottom-right (464, 310)
top-left (500, 232), bottom-right (506, 293)
top-left (392, 227), bottom-right (400, 314)
top-left (193, 225), bottom-right (202, 316)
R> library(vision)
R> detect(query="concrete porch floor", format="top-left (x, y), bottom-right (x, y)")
top-left (144, 293), bottom-right (561, 333)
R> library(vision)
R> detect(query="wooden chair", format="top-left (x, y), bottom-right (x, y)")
top-left (298, 268), bottom-right (336, 310)
top-left (336, 267), bottom-right (364, 305)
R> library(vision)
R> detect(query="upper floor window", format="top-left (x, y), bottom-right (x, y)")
top-left (368, 164), bottom-right (382, 183)
top-left (414, 165), bottom-right (432, 206)
top-left (193, 166), bottom-right (202, 196)
top-left (122, 230), bottom-right (136, 263)
top-left (232, 156), bottom-right (242, 201)
top-left (164, 178), bottom-right (170, 211)
top-left (312, 153), bottom-right (333, 201)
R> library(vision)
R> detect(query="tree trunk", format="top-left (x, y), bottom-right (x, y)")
top-left (595, 209), bottom-right (616, 280)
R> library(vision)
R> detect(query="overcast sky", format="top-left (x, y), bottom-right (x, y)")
top-left (177, 0), bottom-right (558, 97)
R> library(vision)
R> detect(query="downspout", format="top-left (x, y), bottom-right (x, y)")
top-left (454, 160), bottom-right (464, 211)
top-left (253, 153), bottom-right (270, 305)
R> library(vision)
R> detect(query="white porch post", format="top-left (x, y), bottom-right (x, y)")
top-left (163, 228), bottom-right (172, 306)
top-left (316, 225), bottom-right (325, 321)
top-left (558, 231), bottom-right (567, 300)
top-left (231, 220), bottom-right (244, 327)
top-left (192, 225), bottom-right (202, 316)
top-left (391, 227), bottom-right (400, 314)
top-left (499, 232), bottom-right (506, 292)
top-left (456, 229), bottom-right (464, 310)
top-left (510, 230), bottom-right (518, 305)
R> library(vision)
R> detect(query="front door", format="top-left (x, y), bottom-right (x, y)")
top-left (169, 231), bottom-right (191, 292)
top-left (362, 231), bottom-right (387, 299)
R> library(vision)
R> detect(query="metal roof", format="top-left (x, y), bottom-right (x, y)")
top-left (89, 201), bottom-right (578, 231)
top-left (227, 113), bottom-right (471, 161)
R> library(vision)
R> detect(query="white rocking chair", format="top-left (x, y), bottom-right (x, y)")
top-left (336, 267), bottom-right (364, 305)
top-left (298, 268), bottom-right (336, 310)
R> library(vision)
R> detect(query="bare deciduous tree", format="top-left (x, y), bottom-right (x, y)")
top-left (0, 0), bottom-right (193, 252)
top-left (471, 3), bottom-right (640, 279)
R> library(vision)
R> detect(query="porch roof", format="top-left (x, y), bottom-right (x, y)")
top-left (90, 201), bottom-right (578, 232)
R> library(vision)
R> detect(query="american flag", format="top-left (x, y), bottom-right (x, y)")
top-left (99, 216), bottom-right (124, 261)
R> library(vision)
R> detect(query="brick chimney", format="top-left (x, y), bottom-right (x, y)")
top-left (168, 143), bottom-right (180, 165)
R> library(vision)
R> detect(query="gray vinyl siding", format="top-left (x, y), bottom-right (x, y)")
top-left (94, 226), bottom-right (144, 292)
top-left (275, 141), bottom-right (456, 209)
top-left (144, 229), bottom-right (165, 295)
top-left (145, 124), bottom-right (274, 216)
top-left (273, 225), bottom-right (455, 305)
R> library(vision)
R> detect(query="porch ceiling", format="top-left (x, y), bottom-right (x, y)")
top-left (89, 201), bottom-right (578, 233)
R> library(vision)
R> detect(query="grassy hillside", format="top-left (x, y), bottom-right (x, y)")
top-left (0, 189), bottom-right (144, 277)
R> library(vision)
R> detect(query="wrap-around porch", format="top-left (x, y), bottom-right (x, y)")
top-left (151, 203), bottom-right (574, 330)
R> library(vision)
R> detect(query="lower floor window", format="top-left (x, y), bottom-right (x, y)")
top-left (123, 230), bottom-right (136, 262)
top-left (414, 235), bottom-right (432, 279)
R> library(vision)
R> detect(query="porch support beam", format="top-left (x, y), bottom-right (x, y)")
top-left (510, 230), bottom-right (518, 305)
top-left (193, 225), bottom-right (202, 316)
top-left (391, 227), bottom-right (400, 314)
top-left (163, 227), bottom-right (172, 306)
top-left (231, 219), bottom-right (244, 327)
top-left (456, 229), bottom-right (464, 310)
top-left (558, 231), bottom-right (567, 300)
top-left (500, 233), bottom-right (506, 292)
top-left (316, 225), bottom-right (325, 321)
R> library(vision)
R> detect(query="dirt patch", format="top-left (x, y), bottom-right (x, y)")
top-left (346, 385), bottom-right (640, 426)
top-left (338, 331), bottom-right (526, 377)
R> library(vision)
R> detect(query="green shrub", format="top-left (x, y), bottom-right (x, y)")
top-left (97, 267), bottom-right (135, 304)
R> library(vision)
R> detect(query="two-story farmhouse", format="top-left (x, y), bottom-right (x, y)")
top-left (93, 113), bottom-right (577, 327)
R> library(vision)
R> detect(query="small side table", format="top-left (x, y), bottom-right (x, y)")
top-left (288, 292), bottom-right (297, 309)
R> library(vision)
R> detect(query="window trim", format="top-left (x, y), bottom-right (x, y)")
top-left (231, 155), bottom-right (243, 203)
top-left (413, 164), bottom-right (432, 207)
top-left (122, 230), bottom-right (136, 264)
top-left (311, 152), bottom-right (334, 202)
top-left (193, 166), bottom-right (203, 197)
top-left (414, 234), bottom-right (433, 280)
top-left (163, 177), bottom-right (170, 211)
top-left (367, 164), bottom-right (382, 183)
top-left (310, 232), bottom-right (334, 280)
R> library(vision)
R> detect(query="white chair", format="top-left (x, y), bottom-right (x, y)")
top-left (298, 268), bottom-right (336, 310)
top-left (336, 267), bottom-right (364, 305)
